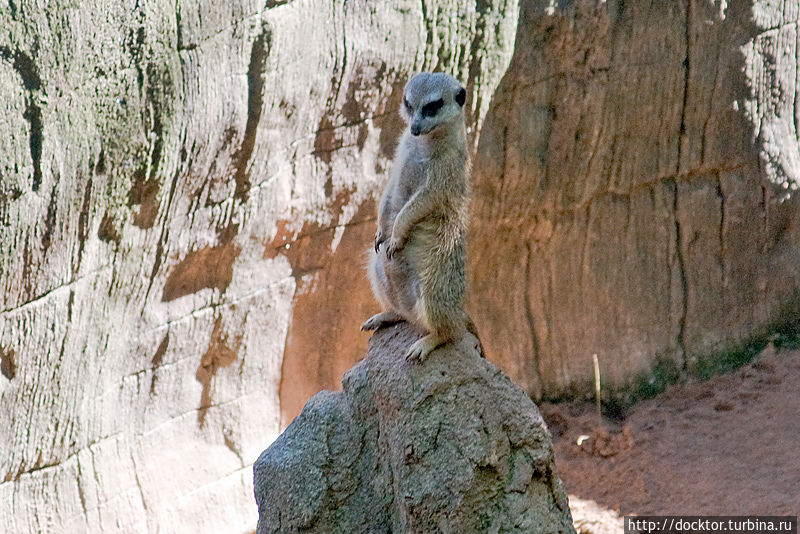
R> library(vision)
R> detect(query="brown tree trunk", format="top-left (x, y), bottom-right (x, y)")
top-left (469, 0), bottom-right (800, 400)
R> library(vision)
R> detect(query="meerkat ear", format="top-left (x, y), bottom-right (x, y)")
top-left (455, 87), bottom-right (466, 107)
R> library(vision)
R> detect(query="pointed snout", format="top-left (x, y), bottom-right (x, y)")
top-left (410, 123), bottom-right (422, 136)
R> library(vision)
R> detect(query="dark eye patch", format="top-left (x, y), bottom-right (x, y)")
top-left (403, 98), bottom-right (413, 113)
top-left (421, 98), bottom-right (444, 117)
top-left (455, 87), bottom-right (466, 107)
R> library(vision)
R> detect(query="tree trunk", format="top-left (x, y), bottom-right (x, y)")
top-left (469, 0), bottom-right (800, 399)
top-left (0, 1), bottom-right (518, 532)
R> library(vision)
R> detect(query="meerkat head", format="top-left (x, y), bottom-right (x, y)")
top-left (400, 72), bottom-right (466, 137)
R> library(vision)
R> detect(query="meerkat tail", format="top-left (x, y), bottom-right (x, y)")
top-left (464, 313), bottom-right (485, 358)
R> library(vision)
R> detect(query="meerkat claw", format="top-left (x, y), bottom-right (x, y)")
top-left (405, 335), bottom-right (441, 362)
top-left (385, 238), bottom-right (403, 260)
top-left (374, 230), bottom-right (385, 252)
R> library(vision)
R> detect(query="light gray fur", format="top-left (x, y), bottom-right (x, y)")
top-left (362, 72), bottom-right (478, 362)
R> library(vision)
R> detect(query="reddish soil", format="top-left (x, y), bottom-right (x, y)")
top-left (542, 344), bottom-right (800, 519)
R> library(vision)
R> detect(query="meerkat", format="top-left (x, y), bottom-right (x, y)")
top-left (361, 72), bottom-right (480, 362)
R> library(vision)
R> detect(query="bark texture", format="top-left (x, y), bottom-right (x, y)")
top-left (0, 1), bottom-right (517, 532)
top-left (254, 323), bottom-right (575, 534)
top-left (469, 0), bottom-right (800, 398)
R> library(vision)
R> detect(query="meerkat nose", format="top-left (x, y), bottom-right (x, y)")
top-left (410, 124), bottom-right (422, 136)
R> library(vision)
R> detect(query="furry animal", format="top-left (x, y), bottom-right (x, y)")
top-left (362, 72), bottom-right (480, 362)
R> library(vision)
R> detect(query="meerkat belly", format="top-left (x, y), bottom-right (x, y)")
top-left (377, 220), bottom-right (438, 322)
top-left (380, 250), bottom-right (421, 319)
top-left (406, 217), bottom-right (466, 319)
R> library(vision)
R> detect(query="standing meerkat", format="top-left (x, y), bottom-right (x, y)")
top-left (361, 72), bottom-right (480, 362)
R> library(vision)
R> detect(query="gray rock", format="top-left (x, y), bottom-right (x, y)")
top-left (254, 323), bottom-right (575, 534)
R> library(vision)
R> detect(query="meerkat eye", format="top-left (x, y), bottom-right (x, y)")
top-left (421, 98), bottom-right (444, 117)
top-left (403, 98), bottom-right (413, 113)
top-left (455, 87), bottom-right (466, 107)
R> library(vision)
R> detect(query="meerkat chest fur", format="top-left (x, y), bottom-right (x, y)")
top-left (384, 123), bottom-right (471, 247)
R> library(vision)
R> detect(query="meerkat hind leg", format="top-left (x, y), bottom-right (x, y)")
top-left (405, 333), bottom-right (446, 362)
top-left (361, 311), bottom-right (405, 331)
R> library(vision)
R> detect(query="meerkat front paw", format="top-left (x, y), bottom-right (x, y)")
top-left (385, 236), bottom-right (405, 260)
top-left (405, 334), bottom-right (442, 362)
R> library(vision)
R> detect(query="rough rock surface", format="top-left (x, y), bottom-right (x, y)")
top-left (469, 0), bottom-right (800, 398)
top-left (0, 1), bottom-right (517, 532)
top-left (254, 323), bottom-right (575, 534)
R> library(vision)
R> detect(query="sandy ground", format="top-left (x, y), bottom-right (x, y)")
top-left (542, 345), bottom-right (800, 531)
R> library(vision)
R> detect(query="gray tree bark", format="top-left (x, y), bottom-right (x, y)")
top-left (0, 1), bottom-right (517, 532)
